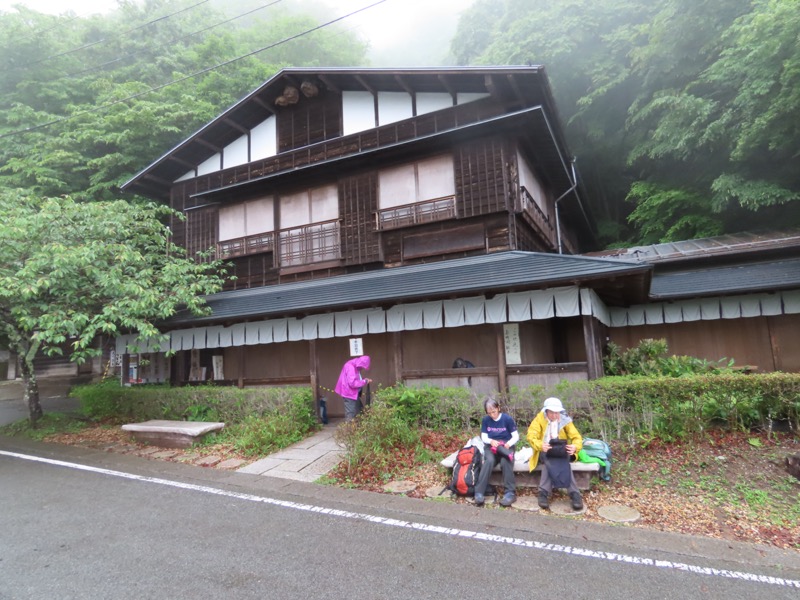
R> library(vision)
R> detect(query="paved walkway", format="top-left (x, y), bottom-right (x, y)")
top-left (236, 420), bottom-right (345, 482)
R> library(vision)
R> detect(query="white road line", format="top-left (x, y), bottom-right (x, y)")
top-left (2, 449), bottom-right (798, 589)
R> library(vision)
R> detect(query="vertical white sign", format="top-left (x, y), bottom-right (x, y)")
top-left (503, 323), bottom-right (522, 365)
top-left (349, 338), bottom-right (363, 357)
top-left (212, 355), bottom-right (224, 380)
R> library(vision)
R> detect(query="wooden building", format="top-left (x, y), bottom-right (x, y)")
top-left (592, 231), bottom-right (800, 373)
top-left (116, 66), bottom-right (800, 416)
top-left (117, 66), bottom-right (649, 414)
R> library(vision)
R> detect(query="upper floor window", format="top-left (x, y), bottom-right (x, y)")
top-left (377, 154), bottom-right (456, 229)
top-left (217, 197), bottom-right (274, 258)
top-left (278, 184), bottom-right (340, 266)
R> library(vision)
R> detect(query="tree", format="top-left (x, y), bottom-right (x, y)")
top-left (0, 192), bottom-right (228, 425)
top-left (452, 0), bottom-right (800, 246)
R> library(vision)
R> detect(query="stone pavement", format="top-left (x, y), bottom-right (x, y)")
top-left (236, 420), bottom-right (345, 482)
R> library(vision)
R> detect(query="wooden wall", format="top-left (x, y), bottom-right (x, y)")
top-left (455, 137), bottom-right (512, 218)
top-left (339, 172), bottom-right (381, 265)
top-left (276, 91), bottom-right (341, 153)
top-left (607, 313), bottom-right (800, 373)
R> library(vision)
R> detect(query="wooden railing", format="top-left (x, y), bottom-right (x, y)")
top-left (217, 232), bottom-right (274, 259)
top-left (519, 186), bottom-right (555, 248)
top-left (376, 196), bottom-right (457, 230)
top-left (278, 219), bottom-right (341, 266)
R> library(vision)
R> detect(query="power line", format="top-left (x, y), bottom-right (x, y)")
top-left (63, 0), bottom-right (285, 80)
top-left (0, 0), bottom-right (390, 141)
top-left (4, 0), bottom-right (211, 72)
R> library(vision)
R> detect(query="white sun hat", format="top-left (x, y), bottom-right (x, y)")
top-left (542, 397), bottom-right (564, 413)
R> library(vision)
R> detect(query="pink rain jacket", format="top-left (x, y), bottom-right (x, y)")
top-left (334, 355), bottom-right (371, 400)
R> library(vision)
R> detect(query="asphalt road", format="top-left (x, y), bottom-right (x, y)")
top-left (1, 437), bottom-right (799, 600)
top-left (0, 378), bottom-right (84, 427)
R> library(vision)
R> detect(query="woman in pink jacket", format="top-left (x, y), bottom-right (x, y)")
top-left (334, 355), bottom-right (372, 420)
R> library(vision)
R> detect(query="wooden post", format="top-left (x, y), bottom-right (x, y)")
top-left (496, 324), bottom-right (507, 393)
top-left (309, 339), bottom-right (321, 422)
top-left (237, 346), bottom-right (245, 388)
top-left (391, 331), bottom-right (403, 385)
top-left (582, 315), bottom-right (604, 380)
top-left (121, 353), bottom-right (130, 385)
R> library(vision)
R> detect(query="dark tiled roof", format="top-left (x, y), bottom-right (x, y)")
top-left (589, 230), bottom-right (800, 264)
top-left (651, 258), bottom-right (800, 299)
top-left (168, 251), bottom-right (648, 325)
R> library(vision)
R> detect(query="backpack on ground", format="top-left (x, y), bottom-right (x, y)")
top-left (582, 438), bottom-right (612, 481)
top-left (447, 444), bottom-right (483, 496)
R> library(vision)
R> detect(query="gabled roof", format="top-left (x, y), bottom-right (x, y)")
top-left (121, 66), bottom-right (567, 198)
top-left (166, 251), bottom-right (650, 326)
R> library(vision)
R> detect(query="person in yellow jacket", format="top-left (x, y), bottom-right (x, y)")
top-left (527, 397), bottom-right (584, 510)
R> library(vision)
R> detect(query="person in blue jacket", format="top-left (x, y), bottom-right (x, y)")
top-left (474, 398), bottom-right (519, 507)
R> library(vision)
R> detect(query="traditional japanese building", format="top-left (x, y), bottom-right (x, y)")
top-left (114, 66), bottom-right (800, 416)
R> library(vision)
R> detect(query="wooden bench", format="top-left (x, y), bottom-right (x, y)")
top-left (121, 420), bottom-right (225, 449)
top-left (441, 448), bottom-right (599, 491)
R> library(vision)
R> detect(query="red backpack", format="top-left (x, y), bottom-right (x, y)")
top-left (448, 445), bottom-right (483, 496)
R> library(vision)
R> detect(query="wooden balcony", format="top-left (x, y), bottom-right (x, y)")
top-left (278, 219), bottom-right (341, 266)
top-left (217, 232), bottom-right (274, 259)
top-left (519, 186), bottom-right (556, 249)
top-left (376, 196), bottom-right (457, 230)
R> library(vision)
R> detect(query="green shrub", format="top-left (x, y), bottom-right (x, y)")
top-left (334, 402), bottom-right (423, 478)
top-left (69, 383), bottom-right (315, 425)
top-left (604, 338), bottom-right (735, 377)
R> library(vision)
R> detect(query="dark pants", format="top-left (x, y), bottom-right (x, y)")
top-left (538, 454), bottom-right (580, 495)
top-left (475, 444), bottom-right (515, 495)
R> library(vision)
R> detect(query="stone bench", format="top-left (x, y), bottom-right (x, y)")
top-left (441, 447), bottom-right (599, 491)
top-left (121, 420), bottom-right (225, 449)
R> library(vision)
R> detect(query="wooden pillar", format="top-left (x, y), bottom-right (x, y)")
top-left (309, 339), bottom-right (321, 421)
top-left (391, 331), bottom-right (403, 385)
top-left (121, 353), bottom-right (130, 385)
top-left (237, 346), bottom-right (245, 388)
top-left (582, 315), bottom-right (604, 380)
top-left (765, 316), bottom-right (779, 371)
top-left (495, 324), bottom-right (507, 393)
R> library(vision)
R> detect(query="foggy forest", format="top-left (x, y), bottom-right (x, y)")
top-left (1, 0), bottom-right (798, 247)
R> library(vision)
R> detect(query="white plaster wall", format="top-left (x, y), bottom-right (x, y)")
top-left (251, 116), bottom-right (277, 161)
top-left (197, 153), bottom-right (221, 176)
top-left (416, 92), bottom-right (453, 115)
top-left (518, 150), bottom-right (549, 219)
top-left (378, 91), bottom-right (413, 125)
top-left (417, 154), bottom-right (454, 199)
top-left (310, 184), bottom-right (338, 222)
top-left (342, 91), bottom-right (376, 135)
top-left (222, 134), bottom-right (249, 169)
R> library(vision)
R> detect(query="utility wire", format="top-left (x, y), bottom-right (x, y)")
top-left (2, 6), bottom-right (85, 45)
top-left (4, 0), bottom-right (210, 72)
top-left (63, 0), bottom-right (285, 80)
top-left (0, 0), bottom-right (390, 141)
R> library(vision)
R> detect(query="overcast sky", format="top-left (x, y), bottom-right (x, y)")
top-left (0, 0), bottom-right (475, 58)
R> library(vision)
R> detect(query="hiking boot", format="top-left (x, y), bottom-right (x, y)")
top-left (569, 491), bottom-right (584, 511)
top-left (537, 491), bottom-right (550, 509)
top-left (473, 493), bottom-right (485, 506)
top-left (499, 492), bottom-right (516, 507)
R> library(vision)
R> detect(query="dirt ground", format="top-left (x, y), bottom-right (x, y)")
top-left (39, 424), bottom-right (800, 550)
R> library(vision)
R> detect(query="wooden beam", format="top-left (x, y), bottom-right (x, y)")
top-left (252, 95), bottom-right (277, 114)
top-left (224, 117), bottom-right (249, 134)
top-left (437, 74), bottom-right (457, 104)
top-left (237, 346), bottom-right (245, 388)
top-left (354, 75), bottom-right (376, 95)
top-left (309, 339), bottom-right (322, 422)
top-left (167, 154), bottom-right (196, 169)
top-left (195, 137), bottom-right (222, 152)
top-left (496, 324), bottom-right (507, 393)
top-left (506, 73), bottom-right (527, 107)
top-left (392, 331), bottom-right (403, 385)
top-left (318, 74), bottom-right (340, 93)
